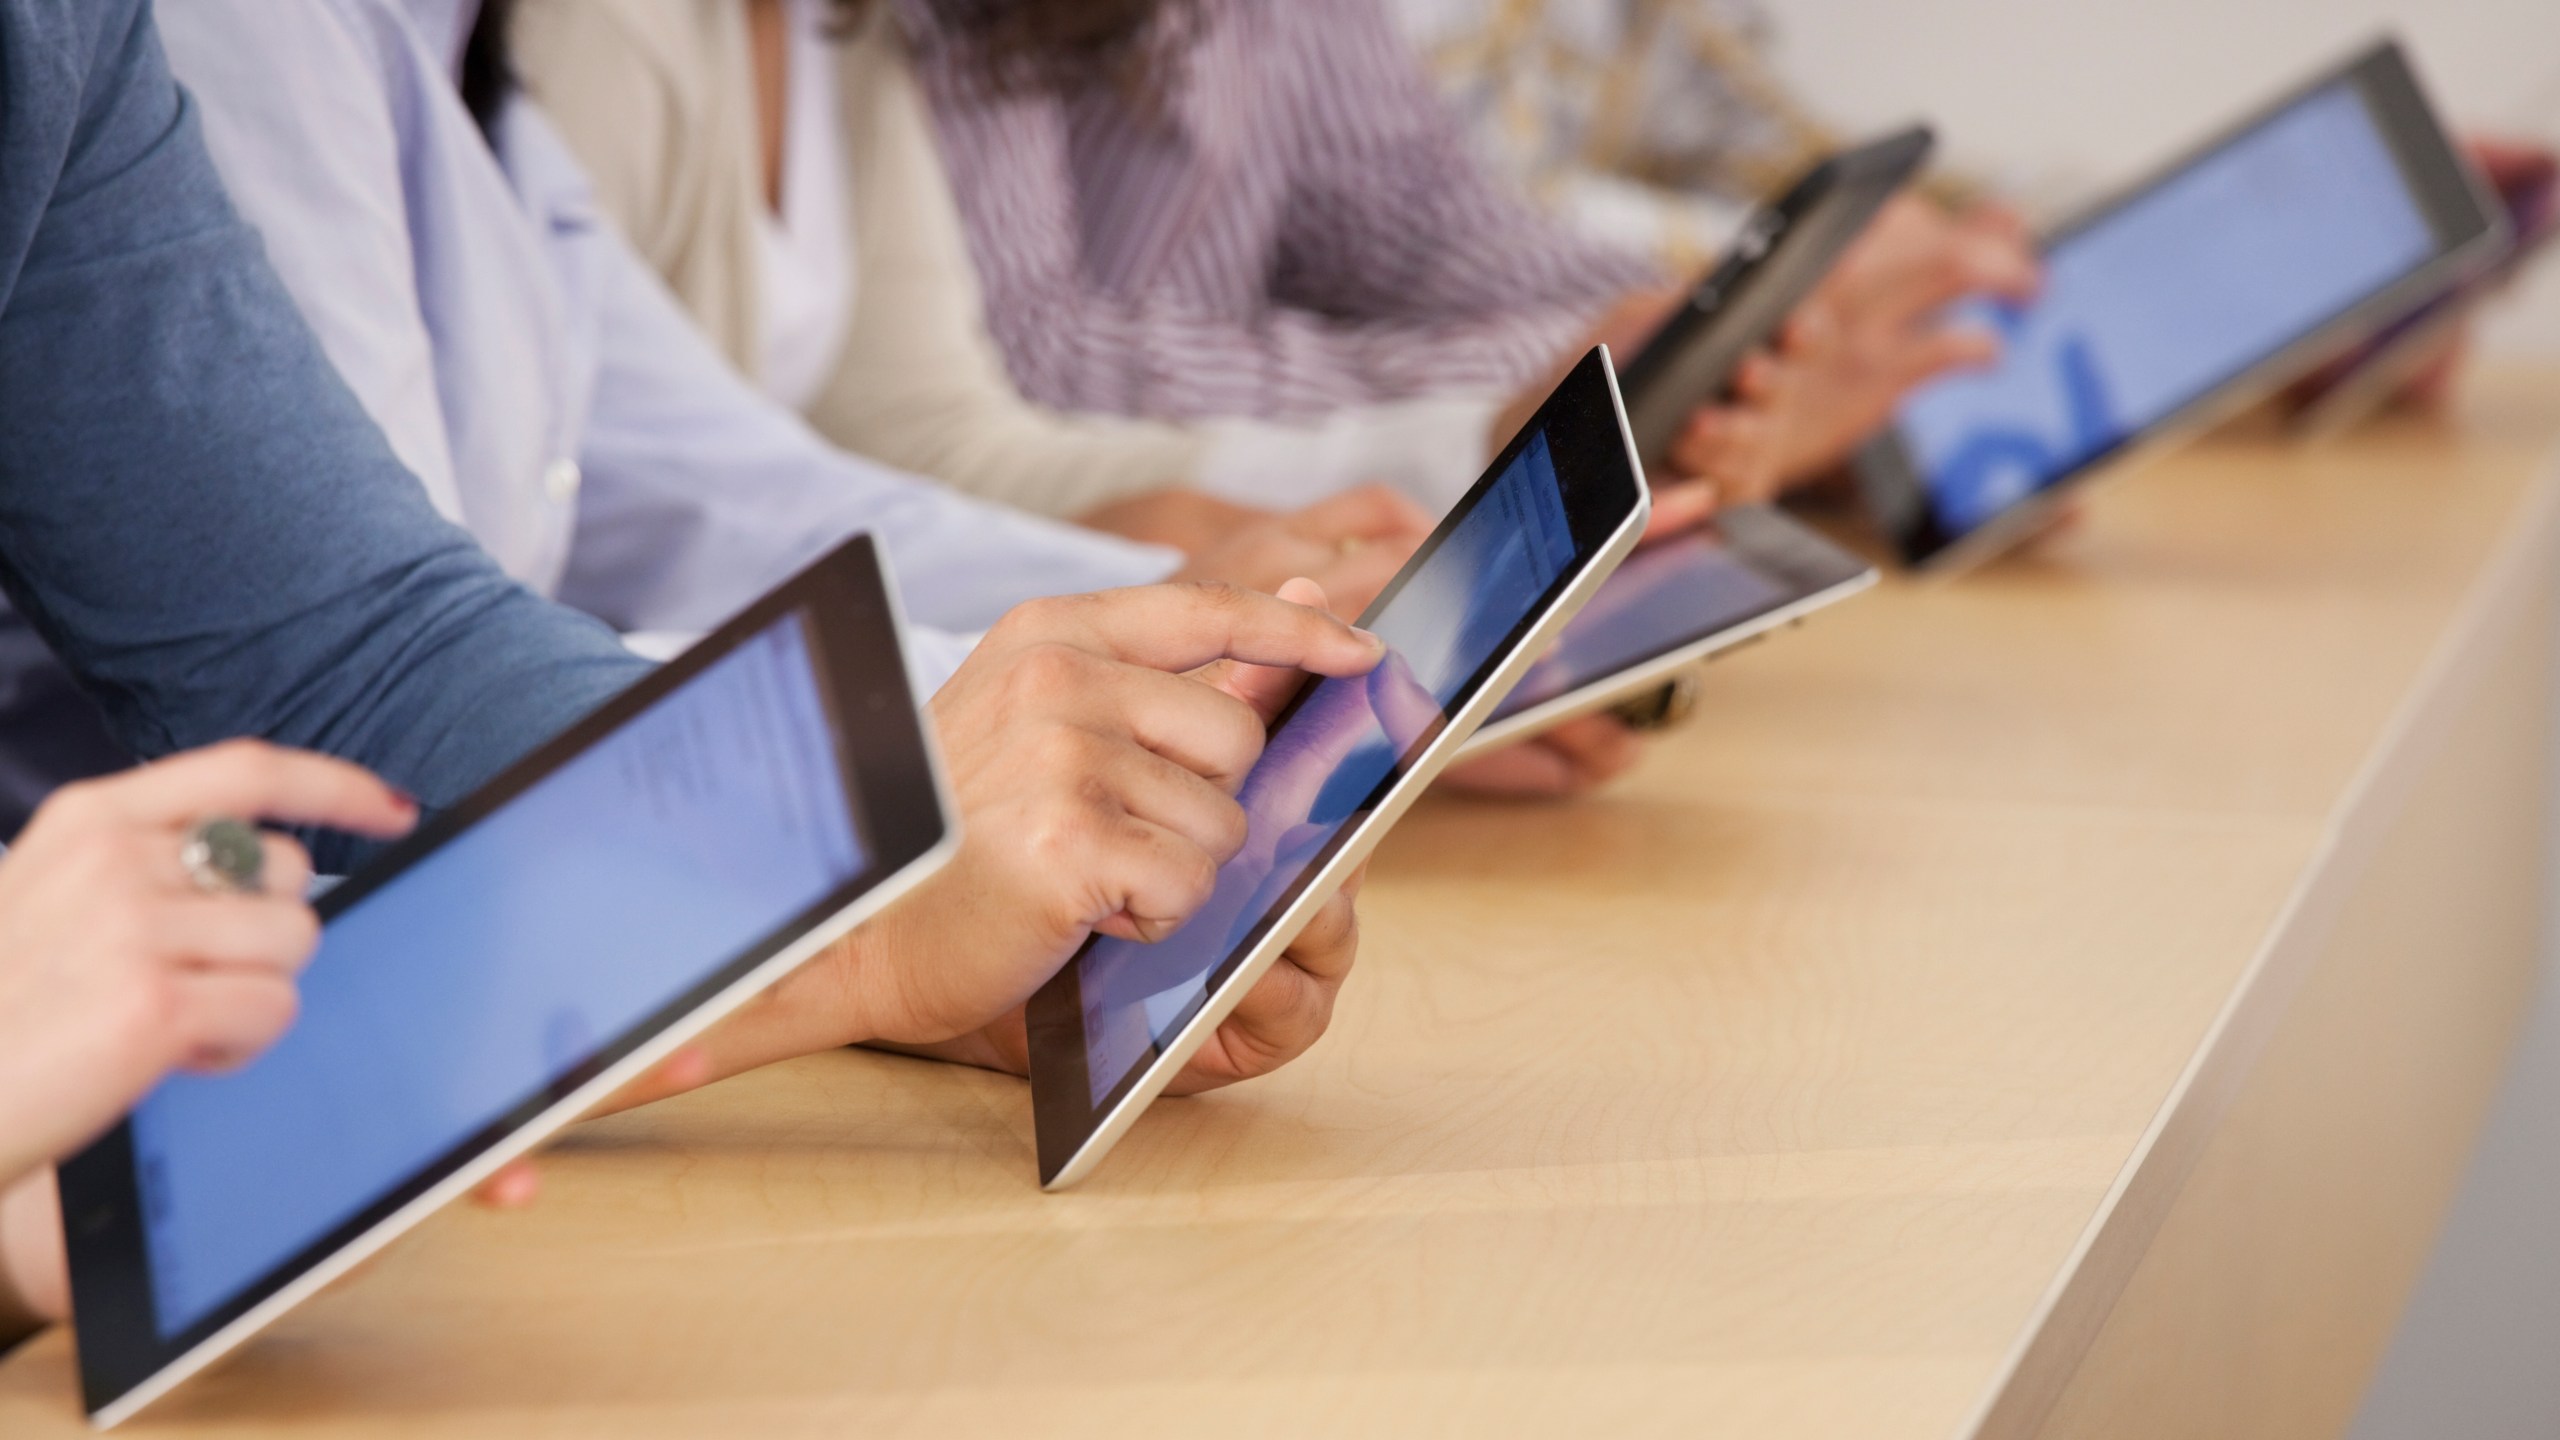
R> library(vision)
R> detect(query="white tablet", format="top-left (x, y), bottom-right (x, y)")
top-left (1460, 504), bottom-right (1876, 755)
top-left (1024, 348), bottom-right (1651, 1190)
top-left (1857, 37), bottom-right (2506, 570)
top-left (63, 536), bottom-right (958, 1427)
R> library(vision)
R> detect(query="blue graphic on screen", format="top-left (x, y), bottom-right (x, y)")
top-left (1899, 82), bottom-right (2435, 537)
top-left (1078, 433), bottom-right (1579, 1103)
top-left (128, 615), bottom-right (864, 1338)
top-left (1495, 531), bottom-right (1790, 718)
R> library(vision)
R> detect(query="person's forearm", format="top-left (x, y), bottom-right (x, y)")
top-left (0, 1171), bottom-right (55, 1349)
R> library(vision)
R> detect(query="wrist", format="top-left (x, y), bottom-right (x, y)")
top-left (0, 1170), bottom-right (60, 1347)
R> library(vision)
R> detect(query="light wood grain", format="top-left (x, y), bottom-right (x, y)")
top-left (2028, 543), bottom-right (2555, 1440)
top-left (3, 371), bottom-right (2555, 1438)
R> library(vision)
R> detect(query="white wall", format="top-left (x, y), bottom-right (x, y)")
top-left (1764, 0), bottom-right (2560, 355)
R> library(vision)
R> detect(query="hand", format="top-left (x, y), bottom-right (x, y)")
top-left (1772, 194), bottom-right (2042, 478)
top-left (2386, 137), bottom-right (2558, 412)
top-left (1661, 347), bottom-right (1802, 505)
top-left (1171, 485), bottom-right (1436, 618)
top-left (0, 742), bottom-right (418, 1327)
top-left (886, 862), bottom-right (1368, 1096)
top-left (1499, 286), bottom-right (1807, 507)
top-left (1438, 712), bottom-right (1645, 798)
top-left (603, 581), bottom-right (1388, 1104)
top-left (1077, 489), bottom-right (1279, 554)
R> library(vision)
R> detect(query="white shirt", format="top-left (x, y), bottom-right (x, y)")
top-left (155, 0), bottom-right (1182, 692)
top-left (756, 0), bottom-right (857, 411)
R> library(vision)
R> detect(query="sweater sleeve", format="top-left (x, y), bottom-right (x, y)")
top-left (0, 2), bottom-right (647, 840)
top-left (804, 17), bottom-right (1212, 518)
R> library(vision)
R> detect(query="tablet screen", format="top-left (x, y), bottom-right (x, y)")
top-left (1897, 78), bottom-right (2437, 539)
top-left (1073, 432), bottom-right (1580, 1104)
top-left (1490, 508), bottom-right (1868, 724)
top-left (125, 611), bottom-right (862, 1338)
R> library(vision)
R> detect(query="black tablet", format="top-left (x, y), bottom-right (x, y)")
top-left (1460, 505), bottom-right (1876, 755)
top-left (64, 536), bottom-right (958, 1427)
top-left (1619, 126), bottom-right (1937, 462)
top-left (1859, 37), bottom-right (2507, 570)
top-left (1025, 349), bottom-right (1651, 1190)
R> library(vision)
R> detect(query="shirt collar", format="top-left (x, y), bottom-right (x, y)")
top-left (400, 0), bottom-right (480, 79)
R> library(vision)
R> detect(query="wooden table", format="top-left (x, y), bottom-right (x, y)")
top-left (8, 370), bottom-right (2557, 1439)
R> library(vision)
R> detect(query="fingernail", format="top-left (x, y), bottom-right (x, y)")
top-left (1352, 627), bottom-right (1384, 650)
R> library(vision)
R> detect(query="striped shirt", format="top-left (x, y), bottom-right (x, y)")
top-left (898, 0), bottom-right (1659, 425)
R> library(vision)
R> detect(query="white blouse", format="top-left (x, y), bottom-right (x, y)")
top-left (755, 0), bottom-right (856, 411)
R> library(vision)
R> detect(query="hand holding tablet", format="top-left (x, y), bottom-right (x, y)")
top-left (1859, 38), bottom-right (2506, 570)
top-left (1029, 349), bottom-right (1654, 1189)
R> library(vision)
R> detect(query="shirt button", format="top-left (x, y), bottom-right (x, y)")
top-left (544, 458), bottom-right (583, 504)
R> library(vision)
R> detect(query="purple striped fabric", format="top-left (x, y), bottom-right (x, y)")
top-left (898, 0), bottom-right (1661, 425)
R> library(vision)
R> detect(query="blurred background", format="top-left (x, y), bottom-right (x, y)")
top-left (1772, 0), bottom-right (2560, 359)
top-left (1769, 4), bottom-right (2560, 1431)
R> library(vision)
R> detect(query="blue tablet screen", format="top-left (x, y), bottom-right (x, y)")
top-left (128, 613), bottom-right (864, 1338)
top-left (1076, 432), bottom-right (1578, 1104)
top-left (1899, 81), bottom-right (2435, 538)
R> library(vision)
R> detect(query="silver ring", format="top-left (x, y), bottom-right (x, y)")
top-left (181, 817), bottom-right (266, 895)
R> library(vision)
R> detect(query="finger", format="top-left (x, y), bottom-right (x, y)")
top-left (581, 1044), bottom-right (718, 1120)
top-left (1274, 881), bottom-right (1359, 985)
top-left (472, 1160), bottom-right (541, 1210)
top-left (1083, 816), bottom-right (1224, 945)
top-left (258, 833), bottom-right (317, 901)
top-left (1281, 485), bottom-right (1436, 545)
top-left (1436, 741), bottom-right (1583, 797)
top-left (1673, 410), bottom-right (1779, 502)
top-left (1729, 350), bottom-right (1784, 404)
top-left (1172, 886), bottom-right (1358, 1091)
top-left (1102, 662), bottom-right (1271, 789)
top-left (1200, 577), bottom-right (1343, 724)
top-left (1885, 326), bottom-right (2003, 390)
top-left (110, 741), bottom-right (418, 837)
top-left (1093, 742), bottom-right (1253, 864)
top-left (998, 582), bottom-right (1386, 679)
top-left (1640, 477), bottom-right (1719, 542)
top-left (1302, 540), bottom-right (1410, 618)
top-left (169, 969), bottom-right (302, 1073)
top-left (1539, 714), bottom-right (1645, 781)
top-left (155, 893), bottom-right (323, 974)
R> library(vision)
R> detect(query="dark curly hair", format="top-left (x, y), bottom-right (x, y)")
top-left (869, 0), bottom-right (1202, 102)
top-left (460, 0), bottom-right (520, 137)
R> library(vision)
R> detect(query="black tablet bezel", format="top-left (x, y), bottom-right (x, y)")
top-left (1025, 350), bottom-right (1646, 1184)
top-left (1618, 125), bottom-right (1937, 462)
top-left (64, 535), bottom-right (946, 1419)
top-left (1482, 504), bottom-right (1877, 729)
top-left (1861, 37), bottom-right (2506, 568)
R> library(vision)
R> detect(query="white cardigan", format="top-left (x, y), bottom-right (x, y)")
top-left (514, 0), bottom-right (1497, 519)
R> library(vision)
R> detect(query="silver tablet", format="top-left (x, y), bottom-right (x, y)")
top-left (1858, 37), bottom-right (2507, 571)
top-left (64, 536), bottom-right (958, 1427)
top-left (1460, 504), bottom-right (1876, 756)
top-left (1025, 348), bottom-right (1651, 1190)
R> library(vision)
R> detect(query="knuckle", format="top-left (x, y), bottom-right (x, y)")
top-left (1184, 579), bottom-right (1251, 614)
top-left (993, 593), bottom-right (1082, 645)
top-left (1172, 838), bottom-right (1221, 909)
top-left (1206, 799), bottom-right (1250, 860)
top-left (118, 970), bottom-right (184, 1053)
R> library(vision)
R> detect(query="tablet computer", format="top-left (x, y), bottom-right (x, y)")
top-left (1619, 126), bottom-right (1936, 463)
top-left (63, 535), bottom-right (958, 1428)
top-left (1025, 348), bottom-right (1651, 1190)
top-left (1458, 505), bottom-right (1877, 756)
top-left (2283, 145), bottom-right (2560, 435)
top-left (1857, 38), bottom-right (2507, 571)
